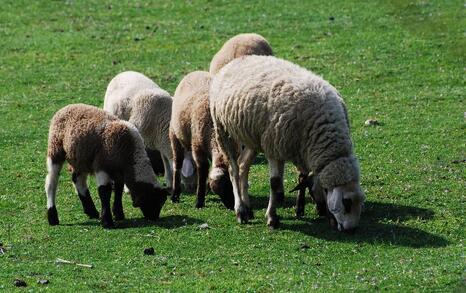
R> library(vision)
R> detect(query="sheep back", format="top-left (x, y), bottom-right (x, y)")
top-left (209, 33), bottom-right (273, 75)
top-left (171, 71), bottom-right (213, 153)
top-left (47, 104), bottom-right (155, 184)
top-left (103, 71), bottom-right (173, 160)
top-left (210, 55), bottom-right (356, 187)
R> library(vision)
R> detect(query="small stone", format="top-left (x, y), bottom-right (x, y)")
top-left (300, 243), bottom-right (310, 250)
top-left (198, 223), bottom-right (209, 230)
top-left (13, 279), bottom-right (27, 287)
top-left (37, 279), bottom-right (49, 285)
top-left (143, 247), bottom-right (155, 255)
top-left (364, 118), bottom-right (380, 126)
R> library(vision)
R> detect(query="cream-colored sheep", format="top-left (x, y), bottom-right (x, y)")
top-left (45, 104), bottom-right (168, 228)
top-left (209, 33), bottom-right (273, 75)
top-left (104, 71), bottom-right (196, 193)
top-left (170, 71), bottom-right (234, 209)
top-left (210, 55), bottom-right (364, 231)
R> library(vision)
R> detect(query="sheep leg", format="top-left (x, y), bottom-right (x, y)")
top-left (162, 155), bottom-right (173, 189)
top-left (238, 147), bottom-right (257, 219)
top-left (170, 131), bottom-right (184, 203)
top-left (96, 171), bottom-right (114, 229)
top-left (192, 146), bottom-right (209, 208)
top-left (275, 161), bottom-right (285, 204)
top-left (295, 172), bottom-right (308, 218)
top-left (266, 159), bottom-right (284, 229)
top-left (45, 157), bottom-right (63, 225)
top-left (215, 126), bottom-right (248, 223)
top-left (112, 174), bottom-right (125, 221)
top-left (72, 172), bottom-right (99, 219)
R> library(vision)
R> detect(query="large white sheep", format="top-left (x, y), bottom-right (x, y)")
top-left (45, 104), bottom-right (168, 228)
top-left (210, 55), bottom-right (365, 231)
top-left (103, 71), bottom-right (196, 194)
top-left (170, 71), bottom-right (234, 209)
top-left (209, 33), bottom-right (273, 75)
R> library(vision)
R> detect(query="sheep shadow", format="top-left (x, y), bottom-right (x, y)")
top-left (279, 201), bottom-right (449, 248)
top-left (62, 215), bottom-right (203, 229)
top-left (248, 193), bottom-right (300, 210)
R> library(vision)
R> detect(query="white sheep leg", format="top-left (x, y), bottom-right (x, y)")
top-left (215, 125), bottom-right (248, 223)
top-left (238, 147), bottom-right (257, 218)
top-left (72, 172), bottom-right (99, 219)
top-left (161, 156), bottom-right (173, 189)
top-left (45, 157), bottom-right (63, 225)
top-left (266, 159), bottom-right (285, 228)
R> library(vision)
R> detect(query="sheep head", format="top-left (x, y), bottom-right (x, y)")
top-left (325, 181), bottom-right (365, 232)
top-left (129, 182), bottom-right (168, 220)
top-left (208, 167), bottom-right (234, 210)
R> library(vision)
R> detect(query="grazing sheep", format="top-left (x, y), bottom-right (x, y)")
top-left (210, 55), bottom-right (365, 231)
top-left (209, 33), bottom-right (273, 75)
top-left (45, 104), bottom-right (168, 228)
top-left (104, 71), bottom-right (196, 193)
top-left (170, 71), bottom-right (234, 209)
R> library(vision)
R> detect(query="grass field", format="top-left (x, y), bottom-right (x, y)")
top-left (0, 0), bottom-right (464, 291)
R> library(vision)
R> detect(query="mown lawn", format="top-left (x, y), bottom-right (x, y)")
top-left (0, 0), bottom-right (464, 291)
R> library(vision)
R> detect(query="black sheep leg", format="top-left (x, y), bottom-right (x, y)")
top-left (72, 172), bottom-right (99, 219)
top-left (98, 183), bottom-right (114, 228)
top-left (112, 175), bottom-right (125, 221)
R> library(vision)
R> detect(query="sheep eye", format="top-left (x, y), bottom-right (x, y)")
top-left (343, 198), bottom-right (352, 213)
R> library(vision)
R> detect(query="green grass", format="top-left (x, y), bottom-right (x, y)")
top-left (0, 0), bottom-right (464, 291)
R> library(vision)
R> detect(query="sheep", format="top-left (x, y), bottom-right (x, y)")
top-left (45, 104), bottom-right (168, 228)
top-left (209, 33), bottom-right (273, 75)
top-left (103, 71), bottom-right (197, 194)
top-left (170, 71), bottom-right (234, 209)
top-left (210, 55), bottom-right (365, 231)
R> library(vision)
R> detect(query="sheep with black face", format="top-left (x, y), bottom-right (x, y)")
top-left (45, 104), bottom-right (168, 228)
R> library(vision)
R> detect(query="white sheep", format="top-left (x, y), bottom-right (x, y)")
top-left (210, 55), bottom-right (365, 231)
top-left (170, 71), bottom-right (234, 209)
top-left (45, 104), bottom-right (168, 228)
top-left (103, 71), bottom-right (196, 195)
top-left (209, 33), bottom-right (273, 75)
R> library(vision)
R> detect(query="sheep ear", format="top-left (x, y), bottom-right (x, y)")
top-left (327, 187), bottom-right (343, 214)
top-left (181, 157), bottom-right (195, 177)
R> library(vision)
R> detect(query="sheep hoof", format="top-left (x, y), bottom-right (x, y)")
top-left (101, 215), bottom-right (114, 229)
top-left (236, 208), bottom-right (250, 224)
top-left (267, 216), bottom-right (280, 229)
top-left (47, 207), bottom-right (59, 226)
top-left (296, 207), bottom-right (304, 219)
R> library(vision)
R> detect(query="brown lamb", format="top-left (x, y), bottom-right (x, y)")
top-left (45, 104), bottom-right (168, 228)
top-left (170, 71), bottom-right (234, 209)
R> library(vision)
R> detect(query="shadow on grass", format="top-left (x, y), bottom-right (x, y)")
top-left (248, 193), bottom-right (299, 210)
top-left (279, 201), bottom-right (449, 248)
top-left (62, 215), bottom-right (203, 229)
